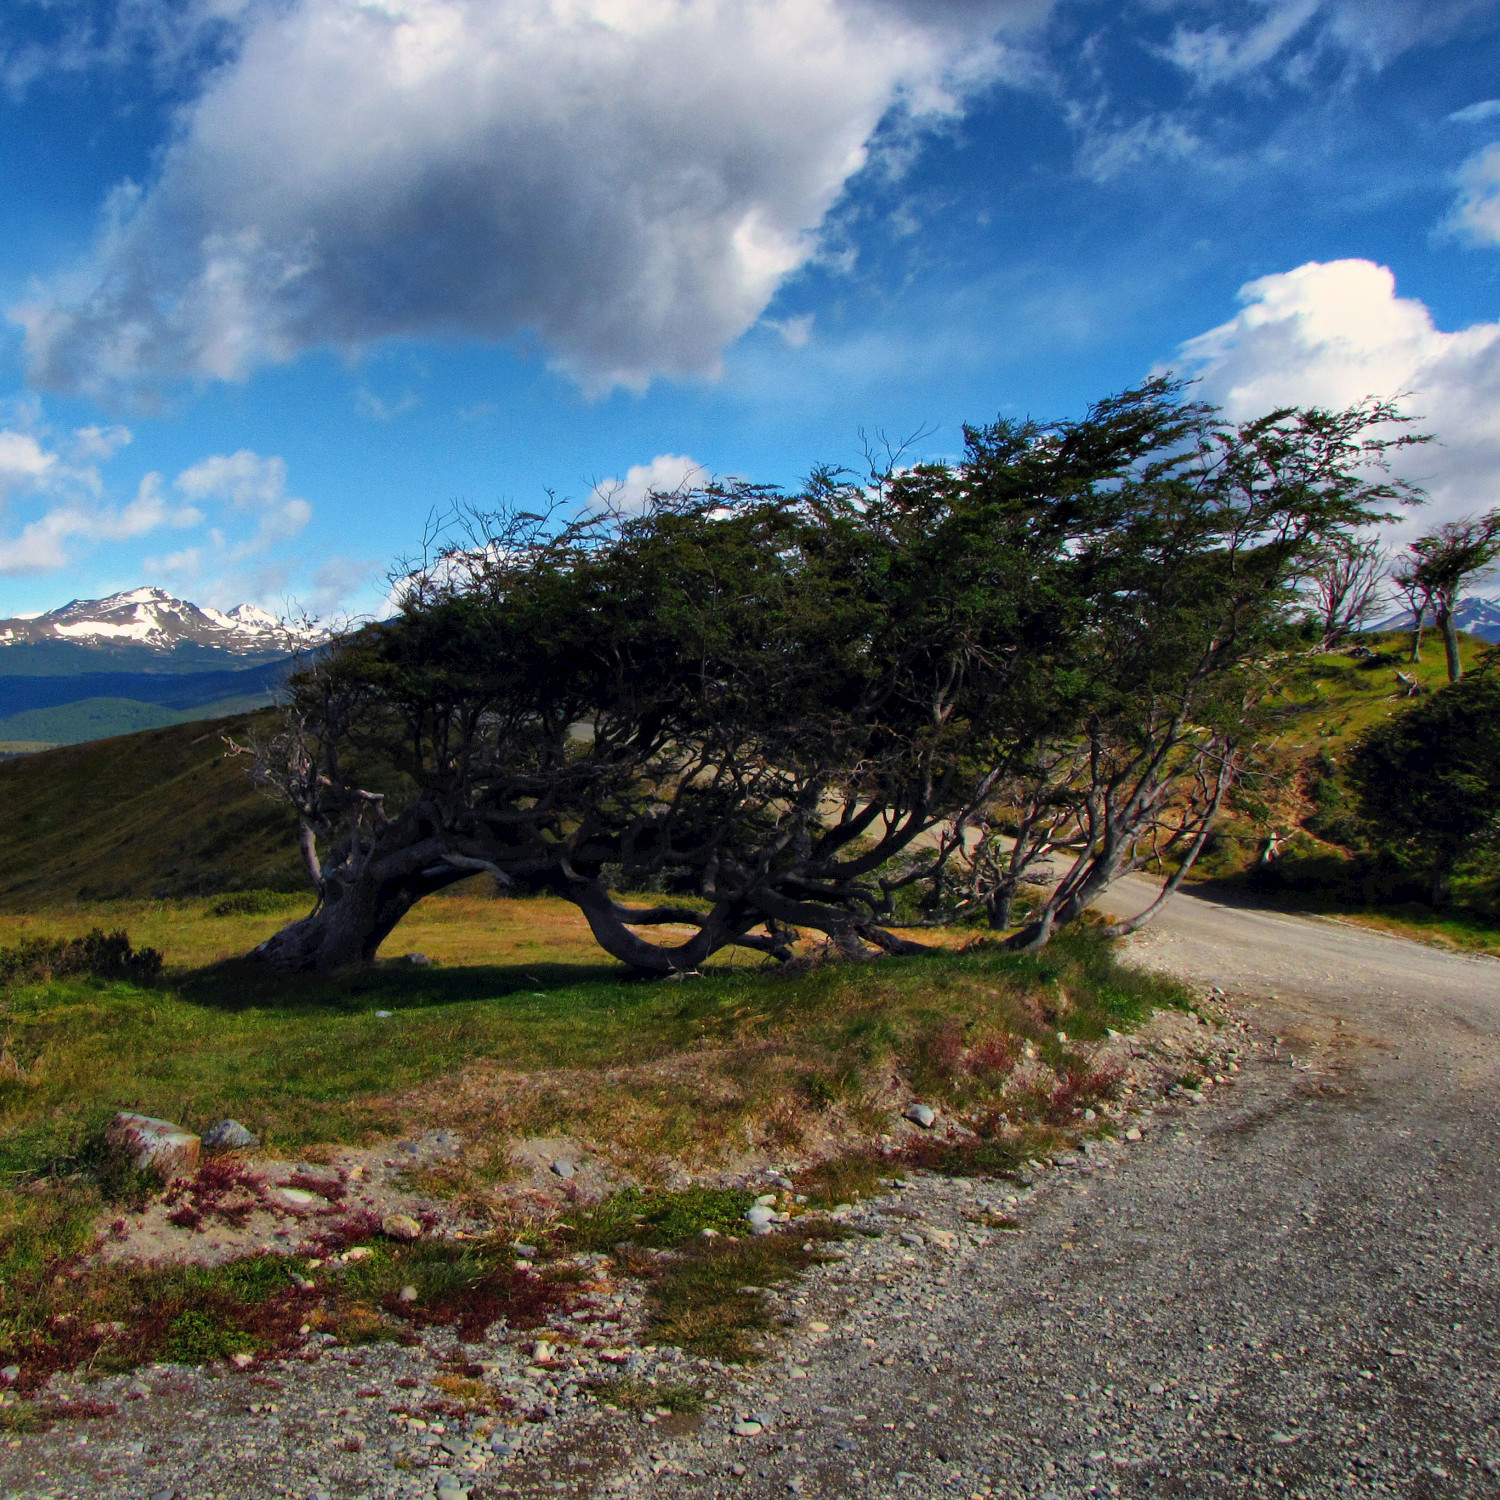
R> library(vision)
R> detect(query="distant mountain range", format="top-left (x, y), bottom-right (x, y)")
top-left (0, 588), bottom-right (327, 749)
top-left (1372, 593), bottom-right (1500, 644)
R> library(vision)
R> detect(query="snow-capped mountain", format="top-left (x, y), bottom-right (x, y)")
top-left (1372, 593), bottom-right (1500, 644)
top-left (0, 588), bottom-right (323, 656)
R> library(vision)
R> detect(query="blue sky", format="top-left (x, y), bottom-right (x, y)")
top-left (1, 0), bottom-right (1499, 620)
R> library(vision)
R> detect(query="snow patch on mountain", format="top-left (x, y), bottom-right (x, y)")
top-left (0, 587), bottom-right (324, 654)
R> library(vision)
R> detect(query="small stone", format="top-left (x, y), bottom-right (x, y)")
top-left (904, 1103), bottom-right (937, 1128)
top-left (0, 1366), bottom-right (17, 1383)
top-left (732, 1463), bottom-right (748, 1476)
top-left (105, 1112), bottom-right (201, 1181)
top-left (745, 1205), bottom-right (776, 1235)
top-left (531, 1340), bottom-right (553, 1363)
top-left (383, 1213), bottom-right (422, 1242)
top-left (925, 1228), bottom-right (958, 1250)
top-left (344, 1246), bottom-right (373, 1262)
top-left (398, 1285), bottom-right (419, 1303)
top-left (732, 1420), bottom-right (764, 1436)
top-left (1269, 1432), bottom-right (1298, 1445)
top-left (1124, 1127), bottom-right (1143, 1142)
top-left (150, 1489), bottom-right (178, 1500)
top-left (550, 1158), bottom-right (576, 1179)
top-left (229, 1351), bottom-right (255, 1369)
top-left (202, 1118), bottom-right (258, 1151)
top-left (899, 1231), bottom-right (925, 1248)
top-left (406, 952), bottom-right (434, 966)
top-left (277, 1187), bottom-right (320, 1208)
top-left (754, 1193), bottom-right (778, 1207)
top-left (1148, 1382), bottom-right (1165, 1395)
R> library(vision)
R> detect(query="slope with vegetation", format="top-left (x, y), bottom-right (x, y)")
top-left (1195, 631), bottom-right (1500, 948)
top-left (0, 712), bottom-right (303, 906)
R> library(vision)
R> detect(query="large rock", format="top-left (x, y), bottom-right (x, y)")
top-left (105, 1112), bottom-right (200, 1180)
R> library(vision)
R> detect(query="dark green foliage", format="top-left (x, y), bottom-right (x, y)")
top-left (0, 928), bottom-right (162, 986)
top-left (248, 381), bottom-right (1424, 972)
top-left (208, 889), bottom-right (295, 917)
top-left (1346, 672), bottom-right (1500, 902)
top-left (645, 1227), bottom-right (845, 1361)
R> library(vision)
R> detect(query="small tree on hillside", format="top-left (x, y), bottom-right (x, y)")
top-left (1388, 555), bottom-right (1430, 663)
top-left (1306, 534), bottom-right (1386, 649)
top-left (1397, 509), bottom-right (1500, 683)
top-left (1346, 670), bottom-right (1500, 905)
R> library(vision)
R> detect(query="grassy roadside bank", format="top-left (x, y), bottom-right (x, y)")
top-left (0, 894), bottom-right (1197, 1393)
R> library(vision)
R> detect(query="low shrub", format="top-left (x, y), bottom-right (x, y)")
top-left (0, 929), bottom-right (162, 987)
top-left (208, 890), bottom-right (297, 917)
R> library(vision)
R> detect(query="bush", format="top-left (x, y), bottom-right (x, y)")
top-left (1346, 673), bottom-right (1500, 904)
top-left (0, 929), bottom-right (163, 987)
top-left (208, 890), bottom-right (294, 917)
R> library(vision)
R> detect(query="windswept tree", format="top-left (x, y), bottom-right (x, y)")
top-left (1306, 534), bottom-right (1386, 649)
top-left (240, 382), bottom-right (1423, 973)
top-left (1395, 509), bottom-right (1500, 683)
top-left (916, 399), bottom-right (1424, 947)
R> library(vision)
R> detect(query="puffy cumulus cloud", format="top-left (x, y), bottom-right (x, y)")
top-left (0, 471), bottom-right (200, 575)
top-left (0, 426), bottom-right (308, 578)
top-left (0, 431), bottom-right (57, 498)
top-left (14, 0), bottom-right (1040, 397)
top-left (1171, 258), bottom-right (1500, 532)
top-left (592, 453), bottom-right (706, 511)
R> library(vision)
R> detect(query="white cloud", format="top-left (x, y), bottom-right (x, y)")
top-left (592, 453), bottom-right (707, 512)
top-left (1447, 143), bottom-right (1500, 247)
top-left (12, 0), bottom-right (1040, 397)
top-left (0, 473), bottom-right (198, 575)
top-left (69, 424), bottom-right (133, 463)
top-left (1448, 99), bottom-right (1500, 125)
top-left (1171, 258), bottom-right (1500, 532)
top-left (1161, 0), bottom-right (1488, 88)
top-left (0, 431), bottom-right (57, 497)
top-left (0, 429), bottom-right (308, 578)
top-left (174, 448), bottom-right (311, 554)
top-left (764, 314), bottom-right (815, 349)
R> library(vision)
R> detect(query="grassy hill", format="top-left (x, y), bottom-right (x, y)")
top-left (0, 691), bottom-right (278, 748)
top-left (0, 711), bottom-right (305, 906)
top-left (1257, 631), bottom-right (1492, 759)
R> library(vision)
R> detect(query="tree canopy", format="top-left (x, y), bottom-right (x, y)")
top-left (241, 380), bottom-right (1422, 973)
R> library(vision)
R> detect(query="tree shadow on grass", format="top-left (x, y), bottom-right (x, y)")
top-left (174, 953), bottom-right (640, 1016)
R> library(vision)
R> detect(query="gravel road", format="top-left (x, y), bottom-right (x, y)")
top-left (622, 883), bottom-right (1500, 1500)
top-left (6, 884), bottom-right (1500, 1500)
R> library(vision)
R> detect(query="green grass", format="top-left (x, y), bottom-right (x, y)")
top-left (1255, 631), bottom-right (1492, 758)
top-left (645, 1227), bottom-right (846, 1361)
top-left (0, 912), bottom-right (1178, 1185)
top-left (0, 900), bottom-right (1184, 1387)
